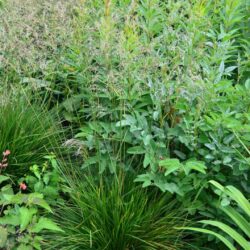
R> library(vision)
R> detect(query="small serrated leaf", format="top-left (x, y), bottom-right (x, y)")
top-left (31, 217), bottom-right (64, 233)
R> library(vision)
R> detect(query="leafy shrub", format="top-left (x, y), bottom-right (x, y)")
top-left (44, 171), bottom-right (189, 250)
top-left (37, 0), bottom-right (249, 195)
top-left (72, 80), bottom-right (249, 210)
top-left (169, 81), bottom-right (250, 192)
top-left (30, 0), bottom-right (248, 116)
top-left (14, 0), bottom-right (212, 119)
top-left (202, 0), bottom-right (250, 83)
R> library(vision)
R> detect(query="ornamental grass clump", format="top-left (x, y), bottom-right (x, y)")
top-left (0, 92), bottom-right (62, 176)
top-left (44, 171), bottom-right (189, 250)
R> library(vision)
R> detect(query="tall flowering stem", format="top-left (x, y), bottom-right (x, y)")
top-left (0, 150), bottom-right (11, 174)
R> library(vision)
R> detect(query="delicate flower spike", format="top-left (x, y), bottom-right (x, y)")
top-left (19, 182), bottom-right (27, 191)
top-left (3, 150), bottom-right (11, 157)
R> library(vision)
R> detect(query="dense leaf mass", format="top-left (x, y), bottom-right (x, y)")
top-left (0, 0), bottom-right (249, 249)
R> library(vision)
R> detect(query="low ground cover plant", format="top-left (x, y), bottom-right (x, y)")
top-left (0, 152), bottom-right (63, 249)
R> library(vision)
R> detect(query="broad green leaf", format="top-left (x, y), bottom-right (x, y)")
top-left (116, 115), bottom-right (136, 127)
top-left (30, 165), bottom-right (41, 180)
top-left (1, 193), bottom-right (52, 212)
top-left (134, 173), bottom-right (154, 188)
top-left (2, 193), bottom-right (29, 204)
top-left (223, 134), bottom-right (234, 144)
top-left (50, 158), bottom-right (59, 170)
top-left (159, 158), bottom-right (181, 167)
top-left (205, 143), bottom-right (216, 150)
top-left (99, 155), bottom-right (108, 174)
top-left (0, 175), bottom-right (9, 184)
top-left (143, 134), bottom-right (152, 146)
top-left (28, 193), bottom-right (52, 212)
top-left (17, 244), bottom-right (33, 250)
top-left (184, 160), bottom-right (207, 174)
top-left (75, 126), bottom-right (93, 138)
top-left (0, 184), bottom-right (13, 197)
top-left (0, 226), bottom-right (7, 248)
top-left (173, 150), bottom-right (186, 160)
top-left (164, 165), bottom-right (180, 176)
top-left (19, 207), bottom-right (37, 232)
top-left (143, 153), bottom-right (150, 168)
top-left (153, 110), bottom-right (160, 121)
top-left (31, 217), bottom-right (64, 233)
top-left (0, 214), bottom-right (20, 226)
top-left (88, 122), bottom-right (102, 133)
top-left (33, 236), bottom-right (43, 250)
top-left (223, 156), bottom-right (232, 165)
top-left (163, 182), bottom-right (182, 195)
top-left (81, 156), bottom-right (99, 169)
top-left (115, 120), bottom-right (130, 127)
top-left (142, 181), bottom-right (152, 188)
top-left (159, 158), bottom-right (182, 176)
top-left (43, 186), bottom-right (58, 198)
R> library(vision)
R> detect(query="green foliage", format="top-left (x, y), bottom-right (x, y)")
top-left (180, 181), bottom-right (250, 250)
top-left (42, 0), bottom-right (249, 200)
top-left (0, 155), bottom-right (63, 250)
top-left (37, 0), bottom-right (249, 247)
top-left (44, 171), bottom-right (189, 250)
top-left (135, 158), bottom-right (207, 195)
top-left (0, 0), bottom-right (249, 249)
top-left (0, 0), bottom-right (78, 81)
top-left (169, 81), bottom-right (250, 191)
top-left (72, 80), bottom-right (249, 216)
top-left (202, 0), bottom-right (250, 83)
top-left (21, 154), bottom-right (63, 206)
top-left (0, 92), bottom-right (62, 176)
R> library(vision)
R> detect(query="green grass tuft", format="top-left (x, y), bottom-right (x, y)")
top-left (44, 171), bottom-right (188, 250)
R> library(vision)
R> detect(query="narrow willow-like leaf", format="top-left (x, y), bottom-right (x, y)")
top-left (209, 180), bottom-right (250, 218)
top-left (209, 180), bottom-right (225, 191)
top-left (177, 227), bottom-right (236, 250)
top-left (222, 206), bottom-right (250, 238)
top-left (200, 220), bottom-right (250, 250)
top-left (226, 186), bottom-right (250, 218)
